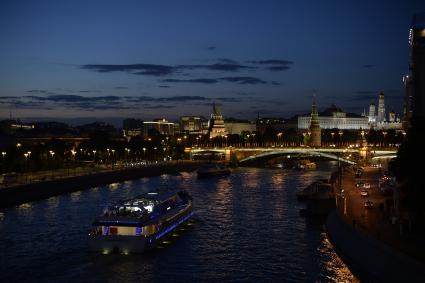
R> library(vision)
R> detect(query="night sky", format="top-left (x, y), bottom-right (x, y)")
top-left (0, 0), bottom-right (424, 124)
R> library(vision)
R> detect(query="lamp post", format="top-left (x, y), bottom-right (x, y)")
top-left (382, 131), bottom-right (387, 148)
top-left (143, 147), bottom-right (146, 161)
top-left (1, 152), bottom-right (5, 172)
top-left (49, 151), bottom-right (55, 179)
top-left (111, 149), bottom-right (115, 168)
top-left (71, 150), bottom-right (76, 175)
top-left (277, 132), bottom-right (283, 147)
top-left (23, 153), bottom-right (28, 183)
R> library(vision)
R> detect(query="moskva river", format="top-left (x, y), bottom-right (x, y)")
top-left (0, 162), bottom-right (356, 282)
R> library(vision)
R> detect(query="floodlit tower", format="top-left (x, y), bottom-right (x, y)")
top-left (368, 102), bottom-right (376, 123)
top-left (209, 103), bottom-right (227, 139)
top-left (309, 95), bottom-right (321, 147)
top-left (377, 92), bottom-right (386, 122)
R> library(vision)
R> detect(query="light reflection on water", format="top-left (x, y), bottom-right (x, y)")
top-left (0, 162), bottom-right (356, 282)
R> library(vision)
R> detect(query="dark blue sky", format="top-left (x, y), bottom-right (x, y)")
top-left (0, 0), bottom-right (423, 123)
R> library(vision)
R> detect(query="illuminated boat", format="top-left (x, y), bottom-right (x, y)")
top-left (197, 164), bottom-right (231, 178)
top-left (88, 189), bottom-right (193, 254)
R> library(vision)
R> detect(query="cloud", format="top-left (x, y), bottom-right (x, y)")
top-left (162, 78), bottom-right (218, 84)
top-left (220, 77), bottom-right (267, 84)
top-left (158, 85), bottom-right (170, 88)
top-left (38, 95), bottom-right (121, 102)
top-left (163, 96), bottom-right (207, 101)
top-left (362, 64), bottom-right (376, 68)
top-left (0, 94), bottom-right (213, 113)
top-left (0, 96), bottom-right (18, 99)
top-left (177, 63), bottom-right (255, 72)
top-left (207, 46), bottom-right (216, 50)
top-left (81, 62), bottom-right (255, 76)
top-left (247, 59), bottom-right (294, 65)
top-left (217, 58), bottom-right (238, 64)
top-left (114, 86), bottom-right (129, 90)
top-left (144, 105), bottom-right (176, 109)
top-left (27, 89), bottom-right (49, 94)
top-left (216, 97), bottom-right (241, 102)
top-left (81, 64), bottom-right (175, 76)
top-left (271, 81), bottom-right (281, 85)
top-left (267, 66), bottom-right (290, 71)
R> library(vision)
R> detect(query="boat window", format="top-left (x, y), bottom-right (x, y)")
top-left (109, 227), bottom-right (118, 235)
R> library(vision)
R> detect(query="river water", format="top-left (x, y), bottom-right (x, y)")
top-left (0, 162), bottom-right (356, 282)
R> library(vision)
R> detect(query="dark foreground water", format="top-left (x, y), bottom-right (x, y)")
top-left (0, 162), bottom-right (356, 282)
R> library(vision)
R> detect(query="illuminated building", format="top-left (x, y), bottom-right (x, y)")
top-left (298, 104), bottom-right (369, 130)
top-left (309, 95), bottom-right (321, 147)
top-left (143, 118), bottom-right (175, 136)
top-left (225, 118), bottom-right (256, 135)
top-left (377, 92), bottom-right (386, 123)
top-left (208, 103), bottom-right (227, 139)
top-left (410, 13), bottom-right (425, 119)
top-left (402, 74), bottom-right (413, 129)
top-left (179, 116), bottom-right (209, 135)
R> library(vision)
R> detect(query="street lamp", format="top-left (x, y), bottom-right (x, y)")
top-left (277, 132), bottom-right (283, 147)
top-left (382, 131), bottom-right (387, 148)
top-left (49, 151), bottom-right (55, 179)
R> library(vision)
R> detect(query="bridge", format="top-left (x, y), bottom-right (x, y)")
top-left (189, 147), bottom-right (397, 165)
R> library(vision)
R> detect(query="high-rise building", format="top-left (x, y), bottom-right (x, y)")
top-left (377, 92), bottom-right (386, 122)
top-left (410, 13), bottom-right (425, 119)
top-left (309, 95), bottom-right (321, 147)
top-left (402, 74), bottom-right (413, 129)
top-left (208, 103), bottom-right (227, 139)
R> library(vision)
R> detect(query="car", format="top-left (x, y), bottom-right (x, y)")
top-left (355, 170), bottom-right (363, 178)
top-left (364, 200), bottom-right (374, 208)
top-left (355, 181), bottom-right (364, 188)
top-left (363, 183), bottom-right (371, 189)
top-left (360, 190), bottom-right (368, 197)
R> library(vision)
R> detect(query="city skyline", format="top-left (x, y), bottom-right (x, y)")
top-left (0, 0), bottom-right (423, 123)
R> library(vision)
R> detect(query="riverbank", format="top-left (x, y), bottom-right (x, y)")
top-left (0, 161), bottom-right (205, 208)
top-left (326, 166), bottom-right (425, 281)
top-left (326, 211), bottom-right (425, 282)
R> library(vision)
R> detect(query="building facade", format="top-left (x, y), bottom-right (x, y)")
top-left (225, 120), bottom-right (256, 135)
top-left (179, 116), bottom-right (209, 135)
top-left (298, 105), bottom-right (369, 130)
top-left (377, 92), bottom-right (386, 122)
top-left (410, 13), bottom-right (425, 120)
top-left (402, 74), bottom-right (413, 129)
top-left (143, 118), bottom-right (175, 136)
top-left (123, 118), bottom-right (143, 137)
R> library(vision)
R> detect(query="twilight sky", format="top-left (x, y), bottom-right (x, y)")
top-left (0, 0), bottom-right (424, 124)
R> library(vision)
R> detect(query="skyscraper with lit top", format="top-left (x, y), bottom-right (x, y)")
top-left (410, 13), bottom-right (425, 120)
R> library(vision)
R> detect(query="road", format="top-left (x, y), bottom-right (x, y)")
top-left (335, 165), bottom-right (425, 262)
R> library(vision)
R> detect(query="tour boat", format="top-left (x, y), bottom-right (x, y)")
top-left (197, 164), bottom-right (231, 178)
top-left (88, 189), bottom-right (193, 254)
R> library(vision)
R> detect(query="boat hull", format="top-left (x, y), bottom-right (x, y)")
top-left (89, 210), bottom-right (194, 254)
top-left (88, 235), bottom-right (147, 254)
